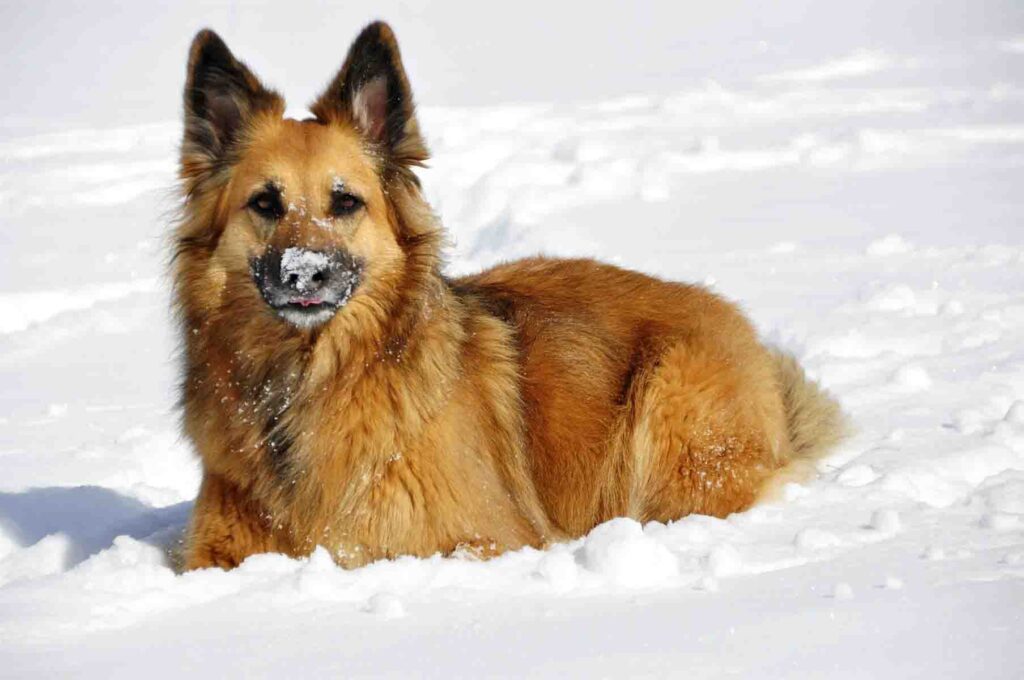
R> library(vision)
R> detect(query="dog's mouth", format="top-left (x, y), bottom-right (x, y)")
top-left (251, 247), bottom-right (362, 329)
top-left (273, 299), bottom-right (342, 329)
top-left (289, 297), bottom-right (324, 308)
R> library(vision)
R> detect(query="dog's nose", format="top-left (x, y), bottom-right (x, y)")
top-left (279, 248), bottom-right (332, 295)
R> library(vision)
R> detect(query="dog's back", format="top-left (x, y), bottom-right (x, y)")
top-left (455, 257), bottom-right (845, 533)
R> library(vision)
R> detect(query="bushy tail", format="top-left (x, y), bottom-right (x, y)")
top-left (762, 349), bottom-right (849, 497)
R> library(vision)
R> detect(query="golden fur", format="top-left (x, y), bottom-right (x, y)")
top-left (175, 22), bottom-right (846, 570)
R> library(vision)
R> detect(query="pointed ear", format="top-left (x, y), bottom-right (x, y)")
top-left (310, 22), bottom-right (428, 167)
top-left (182, 29), bottom-right (283, 163)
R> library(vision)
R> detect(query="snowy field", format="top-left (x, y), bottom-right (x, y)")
top-left (2, 2), bottom-right (1023, 677)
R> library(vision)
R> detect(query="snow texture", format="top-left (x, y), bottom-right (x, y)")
top-left (280, 247), bottom-right (330, 287)
top-left (1, 1), bottom-right (1023, 677)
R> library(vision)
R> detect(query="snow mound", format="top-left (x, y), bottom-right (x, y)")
top-left (578, 518), bottom-right (678, 587)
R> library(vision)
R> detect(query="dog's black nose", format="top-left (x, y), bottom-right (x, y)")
top-left (280, 248), bottom-right (332, 295)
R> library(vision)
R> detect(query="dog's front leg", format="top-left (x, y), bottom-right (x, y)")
top-left (184, 473), bottom-right (291, 570)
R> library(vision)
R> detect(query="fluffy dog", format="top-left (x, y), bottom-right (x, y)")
top-left (174, 22), bottom-right (845, 569)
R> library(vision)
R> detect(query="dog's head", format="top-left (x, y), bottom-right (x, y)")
top-left (176, 22), bottom-right (436, 334)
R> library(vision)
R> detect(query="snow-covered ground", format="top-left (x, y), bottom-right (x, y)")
top-left (2, 2), bottom-right (1023, 677)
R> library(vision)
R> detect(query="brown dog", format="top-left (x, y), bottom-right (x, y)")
top-left (174, 22), bottom-right (845, 570)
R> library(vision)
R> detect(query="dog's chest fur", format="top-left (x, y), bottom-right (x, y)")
top-left (189, 295), bottom-right (548, 567)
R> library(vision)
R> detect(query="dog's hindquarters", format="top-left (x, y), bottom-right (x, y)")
top-left (456, 260), bottom-right (846, 532)
top-left (620, 336), bottom-right (789, 522)
top-left (613, 341), bottom-right (845, 523)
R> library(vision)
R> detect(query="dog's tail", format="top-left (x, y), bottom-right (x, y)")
top-left (762, 348), bottom-right (849, 498)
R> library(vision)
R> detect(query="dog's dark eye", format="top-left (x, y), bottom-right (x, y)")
top-left (330, 191), bottom-right (363, 218)
top-left (248, 190), bottom-right (284, 220)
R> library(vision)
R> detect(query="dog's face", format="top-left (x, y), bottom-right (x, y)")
top-left (177, 23), bottom-right (430, 332)
top-left (224, 119), bottom-right (400, 328)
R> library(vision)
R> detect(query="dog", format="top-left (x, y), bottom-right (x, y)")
top-left (174, 22), bottom-right (845, 570)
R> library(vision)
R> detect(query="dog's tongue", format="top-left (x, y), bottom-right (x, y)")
top-left (292, 298), bottom-right (323, 307)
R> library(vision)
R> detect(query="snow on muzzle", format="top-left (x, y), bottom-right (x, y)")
top-left (251, 246), bottom-right (362, 328)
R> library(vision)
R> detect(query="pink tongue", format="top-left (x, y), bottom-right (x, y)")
top-left (295, 299), bottom-right (322, 307)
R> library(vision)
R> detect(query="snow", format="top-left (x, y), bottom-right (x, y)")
top-left (758, 49), bottom-right (896, 84)
top-left (2, 1), bottom-right (1023, 677)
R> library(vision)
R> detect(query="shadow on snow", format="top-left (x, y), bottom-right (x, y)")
top-left (0, 486), bottom-right (191, 568)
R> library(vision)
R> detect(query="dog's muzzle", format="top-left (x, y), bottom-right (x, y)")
top-left (251, 247), bottom-right (362, 328)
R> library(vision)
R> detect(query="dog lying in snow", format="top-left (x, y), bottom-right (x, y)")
top-left (173, 22), bottom-right (845, 569)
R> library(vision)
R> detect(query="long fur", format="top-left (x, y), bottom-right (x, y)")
top-left (771, 349), bottom-right (848, 464)
top-left (755, 349), bottom-right (849, 500)
top-left (174, 22), bottom-right (847, 571)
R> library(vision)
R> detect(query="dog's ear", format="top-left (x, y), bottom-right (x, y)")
top-left (182, 29), bottom-right (283, 164)
top-left (311, 22), bottom-right (428, 168)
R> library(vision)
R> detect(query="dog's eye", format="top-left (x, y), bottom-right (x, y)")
top-left (330, 191), bottom-right (363, 218)
top-left (248, 191), bottom-right (283, 220)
